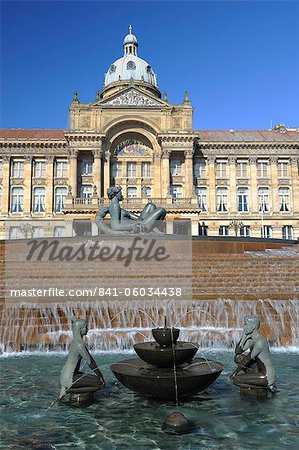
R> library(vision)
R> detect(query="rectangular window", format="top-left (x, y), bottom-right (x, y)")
top-left (170, 160), bottom-right (182, 176)
top-left (81, 160), bottom-right (93, 175)
top-left (216, 161), bottom-right (227, 178)
top-left (171, 185), bottom-right (183, 199)
top-left (199, 223), bottom-right (208, 236)
top-left (240, 226), bottom-right (251, 237)
top-left (141, 162), bottom-right (151, 178)
top-left (0, 161), bottom-right (3, 178)
top-left (238, 188), bottom-right (249, 212)
top-left (194, 160), bottom-right (206, 178)
top-left (32, 227), bottom-right (44, 238)
top-left (34, 161), bottom-right (46, 178)
top-left (112, 162), bottom-right (122, 178)
top-left (261, 225), bottom-right (272, 239)
top-left (236, 161), bottom-right (248, 178)
top-left (127, 162), bottom-right (137, 178)
top-left (127, 187), bottom-right (137, 198)
top-left (80, 185), bottom-right (93, 198)
top-left (54, 226), bottom-right (66, 237)
top-left (219, 226), bottom-right (229, 236)
top-left (196, 187), bottom-right (208, 212)
top-left (278, 161), bottom-right (288, 178)
top-left (257, 161), bottom-right (269, 178)
top-left (282, 225), bottom-right (293, 240)
top-left (216, 188), bottom-right (228, 212)
top-left (9, 227), bottom-right (24, 239)
top-left (55, 160), bottom-right (68, 178)
top-left (12, 161), bottom-right (24, 178)
top-left (279, 188), bottom-right (290, 212)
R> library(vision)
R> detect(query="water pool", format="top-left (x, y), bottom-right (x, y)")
top-left (0, 351), bottom-right (298, 450)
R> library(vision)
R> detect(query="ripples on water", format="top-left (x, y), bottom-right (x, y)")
top-left (0, 351), bottom-right (298, 450)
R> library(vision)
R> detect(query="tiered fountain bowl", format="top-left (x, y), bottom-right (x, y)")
top-left (111, 325), bottom-right (224, 401)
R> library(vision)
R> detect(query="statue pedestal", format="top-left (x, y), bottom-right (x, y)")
top-left (69, 392), bottom-right (94, 407)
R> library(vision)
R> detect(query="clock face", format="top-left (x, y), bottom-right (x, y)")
top-left (127, 61), bottom-right (136, 70)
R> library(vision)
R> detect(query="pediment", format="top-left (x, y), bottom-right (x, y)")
top-left (95, 88), bottom-right (164, 108)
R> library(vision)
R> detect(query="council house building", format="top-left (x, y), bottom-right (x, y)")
top-left (0, 27), bottom-right (298, 240)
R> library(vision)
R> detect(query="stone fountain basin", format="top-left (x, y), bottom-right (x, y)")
top-left (134, 341), bottom-right (199, 368)
top-left (111, 357), bottom-right (224, 401)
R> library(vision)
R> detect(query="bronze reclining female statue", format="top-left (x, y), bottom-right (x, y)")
top-left (95, 186), bottom-right (166, 234)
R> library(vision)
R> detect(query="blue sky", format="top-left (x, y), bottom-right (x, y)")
top-left (1, 0), bottom-right (298, 130)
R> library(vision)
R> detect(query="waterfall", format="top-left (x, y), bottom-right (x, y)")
top-left (0, 298), bottom-right (298, 352)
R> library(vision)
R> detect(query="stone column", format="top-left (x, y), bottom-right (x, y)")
top-left (207, 157), bottom-right (216, 212)
top-left (103, 150), bottom-right (111, 198)
top-left (166, 220), bottom-right (174, 235)
top-left (23, 156), bottom-right (32, 214)
top-left (92, 148), bottom-right (102, 198)
top-left (290, 158), bottom-right (299, 214)
top-left (137, 162), bottom-right (142, 198)
top-left (272, 225), bottom-right (282, 239)
top-left (184, 148), bottom-right (194, 198)
top-left (270, 157), bottom-right (279, 212)
top-left (249, 158), bottom-right (258, 212)
top-left (161, 148), bottom-right (170, 199)
top-left (191, 219), bottom-right (199, 236)
top-left (1, 155), bottom-right (10, 214)
top-left (153, 151), bottom-right (161, 198)
top-left (45, 156), bottom-right (54, 213)
top-left (228, 157), bottom-right (237, 213)
top-left (69, 150), bottom-right (78, 198)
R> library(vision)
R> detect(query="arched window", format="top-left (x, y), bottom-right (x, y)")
top-left (258, 187), bottom-right (269, 212)
top-left (279, 188), bottom-right (290, 212)
top-left (216, 188), bottom-right (228, 212)
top-left (11, 187), bottom-right (24, 212)
top-left (238, 187), bottom-right (249, 212)
top-left (33, 187), bottom-right (45, 212)
top-left (196, 187), bottom-right (208, 212)
top-left (55, 187), bottom-right (67, 213)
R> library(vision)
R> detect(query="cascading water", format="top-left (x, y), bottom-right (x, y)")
top-left (1, 298), bottom-right (298, 352)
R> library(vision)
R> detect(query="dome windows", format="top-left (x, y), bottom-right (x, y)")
top-left (109, 64), bottom-right (116, 74)
top-left (127, 61), bottom-right (136, 70)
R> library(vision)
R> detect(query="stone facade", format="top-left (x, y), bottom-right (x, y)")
top-left (0, 30), bottom-right (298, 240)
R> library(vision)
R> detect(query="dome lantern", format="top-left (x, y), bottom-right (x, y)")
top-left (123, 25), bottom-right (138, 56)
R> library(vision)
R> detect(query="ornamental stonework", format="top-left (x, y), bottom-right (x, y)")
top-left (104, 89), bottom-right (161, 107)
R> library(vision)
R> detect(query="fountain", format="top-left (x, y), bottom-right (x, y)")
top-left (111, 318), bottom-right (224, 401)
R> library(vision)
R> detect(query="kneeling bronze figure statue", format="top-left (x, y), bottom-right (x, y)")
top-left (95, 186), bottom-right (166, 234)
top-left (59, 319), bottom-right (105, 405)
top-left (230, 316), bottom-right (276, 393)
